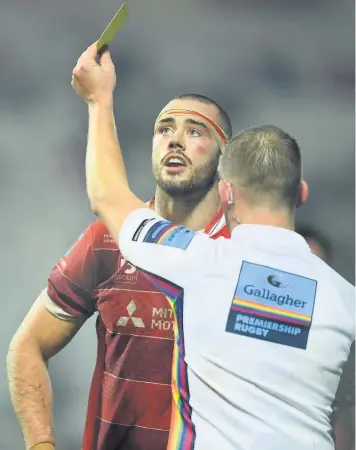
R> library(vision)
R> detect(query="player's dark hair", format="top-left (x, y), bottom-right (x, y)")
top-left (175, 94), bottom-right (232, 140)
top-left (219, 125), bottom-right (302, 210)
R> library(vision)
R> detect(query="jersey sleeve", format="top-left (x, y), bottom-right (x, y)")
top-left (118, 208), bottom-right (213, 288)
top-left (45, 224), bottom-right (98, 320)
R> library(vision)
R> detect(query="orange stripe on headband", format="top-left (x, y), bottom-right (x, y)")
top-left (156, 109), bottom-right (228, 146)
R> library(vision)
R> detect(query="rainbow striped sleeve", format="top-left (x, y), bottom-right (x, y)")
top-left (141, 271), bottom-right (196, 449)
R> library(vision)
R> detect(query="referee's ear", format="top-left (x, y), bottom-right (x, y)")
top-left (218, 180), bottom-right (236, 207)
top-left (296, 180), bottom-right (309, 208)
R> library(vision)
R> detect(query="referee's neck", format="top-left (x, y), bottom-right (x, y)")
top-left (230, 206), bottom-right (295, 232)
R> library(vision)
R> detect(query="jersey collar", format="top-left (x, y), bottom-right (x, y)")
top-left (148, 197), bottom-right (225, 236)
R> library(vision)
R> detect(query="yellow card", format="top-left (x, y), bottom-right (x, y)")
top-left (97, 3), bottom-right (128, 51)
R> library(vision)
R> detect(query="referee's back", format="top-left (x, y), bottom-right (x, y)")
top-left (181, 223), bottom-right (354, 450)
top-left (118, 125), bottom-right (355, 450)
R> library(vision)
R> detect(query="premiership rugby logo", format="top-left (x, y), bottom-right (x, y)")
top-left (226, 261), bottom-right (317, 350)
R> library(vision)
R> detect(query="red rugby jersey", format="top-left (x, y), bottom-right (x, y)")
top-left (46, 207), bottom-right (229, 450)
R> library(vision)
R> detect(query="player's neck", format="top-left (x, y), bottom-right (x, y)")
top-left (153, 184), bottom-right (221, 231)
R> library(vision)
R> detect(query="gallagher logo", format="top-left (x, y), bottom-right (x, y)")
top-left (267, 274), bottom-right (289, 289)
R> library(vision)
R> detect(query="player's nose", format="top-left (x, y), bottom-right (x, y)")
top-left (167, 139), bottom-right (185, 151)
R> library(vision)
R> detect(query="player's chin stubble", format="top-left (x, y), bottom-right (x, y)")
top-left (152, 160), bottom-right (219, 197)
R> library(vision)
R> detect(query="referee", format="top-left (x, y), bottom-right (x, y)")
top-left (72, 43), bottom-right (355, 450)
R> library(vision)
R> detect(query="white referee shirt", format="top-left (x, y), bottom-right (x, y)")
top-left (118, 208), bottom-right (355, 450)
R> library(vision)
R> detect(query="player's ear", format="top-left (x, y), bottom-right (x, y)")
top-left (218, 180), bottom-right (236, 207)
top-left (297, 180), bottom-right (308, 208)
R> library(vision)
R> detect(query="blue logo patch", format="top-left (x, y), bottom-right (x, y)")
top-left (143, 221), bottom-right (195, 250)
top-left (225, 261), bottom-right (317, 350)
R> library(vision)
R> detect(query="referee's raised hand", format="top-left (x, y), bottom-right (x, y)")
top-left (71, 42), bottom-right (116, 106)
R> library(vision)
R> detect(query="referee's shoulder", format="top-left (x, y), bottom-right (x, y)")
top-left (312, 253), bottom-right (354, 299)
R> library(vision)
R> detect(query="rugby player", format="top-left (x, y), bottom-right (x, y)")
top-left (73, 43), bottom-right (355, 450)
top-left (6, 54), bottom-right (232, 450)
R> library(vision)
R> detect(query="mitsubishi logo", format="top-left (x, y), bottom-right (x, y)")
top-left (116, 300), bottom-right (145, 328)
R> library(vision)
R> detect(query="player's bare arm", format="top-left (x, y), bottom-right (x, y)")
top-left (7, 290), bottom-right (86, 450)
top-left (71, 42), bottom-right (147, 243)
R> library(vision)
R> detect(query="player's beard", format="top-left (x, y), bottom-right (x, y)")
top-left (152, 153), bottom-right (220, 197)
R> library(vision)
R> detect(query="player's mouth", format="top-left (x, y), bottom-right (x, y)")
top-left (163, 154), bottom-right (188, 173)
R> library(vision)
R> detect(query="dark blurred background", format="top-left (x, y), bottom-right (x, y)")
top-left (1, 0), bottom-right (354, 447)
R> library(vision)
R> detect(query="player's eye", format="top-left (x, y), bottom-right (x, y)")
top-left (158, 127), bottom-right (173, 135)
top-left (189, 129), bottom-right (201, 137)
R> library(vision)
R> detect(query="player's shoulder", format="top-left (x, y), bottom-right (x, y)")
top-left (89, 219), bottom-right (119, 251)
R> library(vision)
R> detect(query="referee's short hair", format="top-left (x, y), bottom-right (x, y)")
top-left (219, 125), bottom-right (302, 211)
